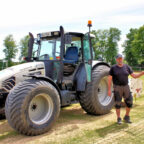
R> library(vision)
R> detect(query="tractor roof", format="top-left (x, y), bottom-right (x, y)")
top-left (37, 31), bottom-right (95, 39)
top-left (38, 31), bottom-right (84, 38)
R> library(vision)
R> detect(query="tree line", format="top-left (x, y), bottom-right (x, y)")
top-left (92, 25), bottom-right (144, 66)
top-left (1, 35), bottom-right (29, 67)
top-left (123, 26), bottom-right (144, 67)
top-left (1, 25), bottom-right (144, 68)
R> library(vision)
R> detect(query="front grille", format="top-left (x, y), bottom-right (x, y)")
top-left (2, 76), bottom-right (16, 91)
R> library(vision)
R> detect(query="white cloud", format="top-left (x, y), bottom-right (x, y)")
top-left (110, 15), bottom-right (144, 24)
top-left (0, 0), bottom-right (144, 28)
top-left (0, 0), bottom-right (144, 60)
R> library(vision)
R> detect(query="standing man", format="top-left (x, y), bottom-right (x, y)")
top-left (108, 54), bottom-right (144, 124)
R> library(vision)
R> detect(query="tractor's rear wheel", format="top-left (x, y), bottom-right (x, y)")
top-left (79, 65), bottom-right (114, 115)
top-left (5, 79), bottom-right (60, 136)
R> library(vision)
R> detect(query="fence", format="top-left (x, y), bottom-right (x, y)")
top-left (131, 67), bottom-right (144, 71)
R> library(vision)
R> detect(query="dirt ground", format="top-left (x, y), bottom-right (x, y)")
top-left (0, 78), bottom-right (144, 144)
top-left (0, 102), bottom-right (144, 144)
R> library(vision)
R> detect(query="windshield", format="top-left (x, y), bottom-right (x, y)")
top-left (38, 38), bottom-right (60, 60)
top-left (33, 35), bottom-right (82, 61)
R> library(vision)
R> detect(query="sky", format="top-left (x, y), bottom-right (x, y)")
top-left (0, 0), bottom-right (144, 60)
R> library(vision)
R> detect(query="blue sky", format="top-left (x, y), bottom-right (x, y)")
top-left (0, 0), bottom-right (144, 60)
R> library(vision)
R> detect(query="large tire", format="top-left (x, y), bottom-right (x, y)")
top-left (5, 79), bottom-right (60, 136)
top-left (79, 65), bottom-right (114, 115)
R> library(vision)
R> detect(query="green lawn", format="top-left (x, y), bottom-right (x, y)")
top-left (0, 78), bottom-right (144, 144)
top-left (29, 95), bottom-right (144, 144)
top-left (0, 96), bottom-right (144, 144)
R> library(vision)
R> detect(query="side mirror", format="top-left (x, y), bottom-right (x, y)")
top-left (27, 32), bottom-right (34, 62)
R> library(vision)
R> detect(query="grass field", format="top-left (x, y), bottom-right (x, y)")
top-left (0, 96), bottom-right (144, 144)
top-left (0, 77), bottom-right (144, 144)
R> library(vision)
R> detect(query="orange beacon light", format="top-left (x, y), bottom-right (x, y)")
top-left (88, 20), bottom-right (92, 27)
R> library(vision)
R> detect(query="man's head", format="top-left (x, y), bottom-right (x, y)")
top-left (115, 54), bottom-right (123, 66)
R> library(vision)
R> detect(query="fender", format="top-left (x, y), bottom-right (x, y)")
top-left (74, 63), bottom-right (87, 91)
top-left (92, 60), bottom-right (110, 70)
top-left (28, 75), bottom-right (61, 100)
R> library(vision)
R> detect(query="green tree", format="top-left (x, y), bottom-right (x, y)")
top-left (123, 28), bottom-right (138, 66)
top-left (91, 29), bottom-right (109, 60)
top-left (3, 35), bottom-right (18, 66)
top-left (92, 28), bottom-right (121, 65)
top-left (19, 35), bottom-right (30, 60)
top-left (0, 60), bottom-right (2, 70)
top-left (105, 28), bottom-right (121, 65)
top-left (132, 25), bottom-right (144, 66)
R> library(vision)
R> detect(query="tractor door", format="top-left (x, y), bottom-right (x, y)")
top-left (83, 33), bottom-right (92, 82)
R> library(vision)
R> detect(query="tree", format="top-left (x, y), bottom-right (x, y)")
top-left (3, 35), bottom-right (18, 66)
top-left (91, 29), bottom-right (109, 60)
top-left (105, 28), bottom-right (121, 65)
top-left (19, 35), bottom-right (30, 60)
top-left (0, 60), bottom-right (3, 70)
top-left (123, 28), bottom-right (138, 66)
top-left (92, 28), bottom-right (121, 65)
top-left (132, 25), bottom-right (144, 66)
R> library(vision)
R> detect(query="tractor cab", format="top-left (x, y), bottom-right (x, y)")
top-left (34, 31), bottom-right (83, 62)
top-left (28, 26), bottom-right (93, 90)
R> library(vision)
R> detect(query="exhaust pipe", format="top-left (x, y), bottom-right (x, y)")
top-left (27, 32), bottom-right (34, 62)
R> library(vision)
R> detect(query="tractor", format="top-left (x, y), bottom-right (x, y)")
top-left (0, 21), bottom-right (114, 136)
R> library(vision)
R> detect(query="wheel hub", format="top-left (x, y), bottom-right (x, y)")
top-left (97, 76), bottom-right (113, 106)
top-left (31, 103), bottom-right (37, 111)
top-left (28, 93), bottom-right (54, 125)
top-left (98, 88), bottom-right (101, 93)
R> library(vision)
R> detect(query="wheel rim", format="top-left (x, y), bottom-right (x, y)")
top-left (28, 93), bottom-right (54, 125)
top-left (97, 76), bottom-right (113, 106)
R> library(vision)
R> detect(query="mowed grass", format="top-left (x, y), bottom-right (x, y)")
top-left (26, 95), bottom-right (144, 144)
top-left (140, 75), bottom-right (144, 81)
top-left (0, 98), bottom-right (144, 144)
top-left (46, 95), bottom-right (144, 144)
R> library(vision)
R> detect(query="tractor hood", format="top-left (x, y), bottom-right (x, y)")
top-left (0, 62), bottom-right (45, 89)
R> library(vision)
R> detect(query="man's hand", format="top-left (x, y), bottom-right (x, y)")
top-left (131, 71), bottom-right (144, 79)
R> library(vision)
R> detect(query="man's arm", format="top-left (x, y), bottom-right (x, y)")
top-left (131, 71), bottom-right (144, 79)
top-left (108, 75), bottom-right (112, 96)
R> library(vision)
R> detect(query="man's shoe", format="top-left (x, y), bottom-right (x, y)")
top-left (117, 117), bottom-right (122, 125)
top-left (123, 115), bottom-right (132, 123)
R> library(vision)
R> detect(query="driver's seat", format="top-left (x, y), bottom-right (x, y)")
top-left (64, 46), bottom-right (78, 64)
top-left (63, 46), bottom-right (78, 76)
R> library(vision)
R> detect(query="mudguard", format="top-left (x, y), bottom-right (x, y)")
top-left (74, 63), bottom-right (87, 91)
top-left (28, 75), bottom-right (61, 98)
top-left (92, 60), bottom-right (110, 69)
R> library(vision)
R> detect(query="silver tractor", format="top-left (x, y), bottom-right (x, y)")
top-left (0, 25), bottom-right (114, 135)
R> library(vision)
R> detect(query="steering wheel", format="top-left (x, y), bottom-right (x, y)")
top-left (39, 54), bottom-right (50, 60)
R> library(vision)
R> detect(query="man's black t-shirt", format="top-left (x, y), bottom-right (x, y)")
top-left (109, 64), bottom-right (133, 86)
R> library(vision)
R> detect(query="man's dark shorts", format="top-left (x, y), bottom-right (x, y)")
top-left (113, 85), bottom-right (133, 109)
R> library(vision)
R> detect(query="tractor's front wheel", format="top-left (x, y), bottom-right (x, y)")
top-left (5, 79), bottom-right (60, 136)
top-left (79, 65), bottom-right (114, 115)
